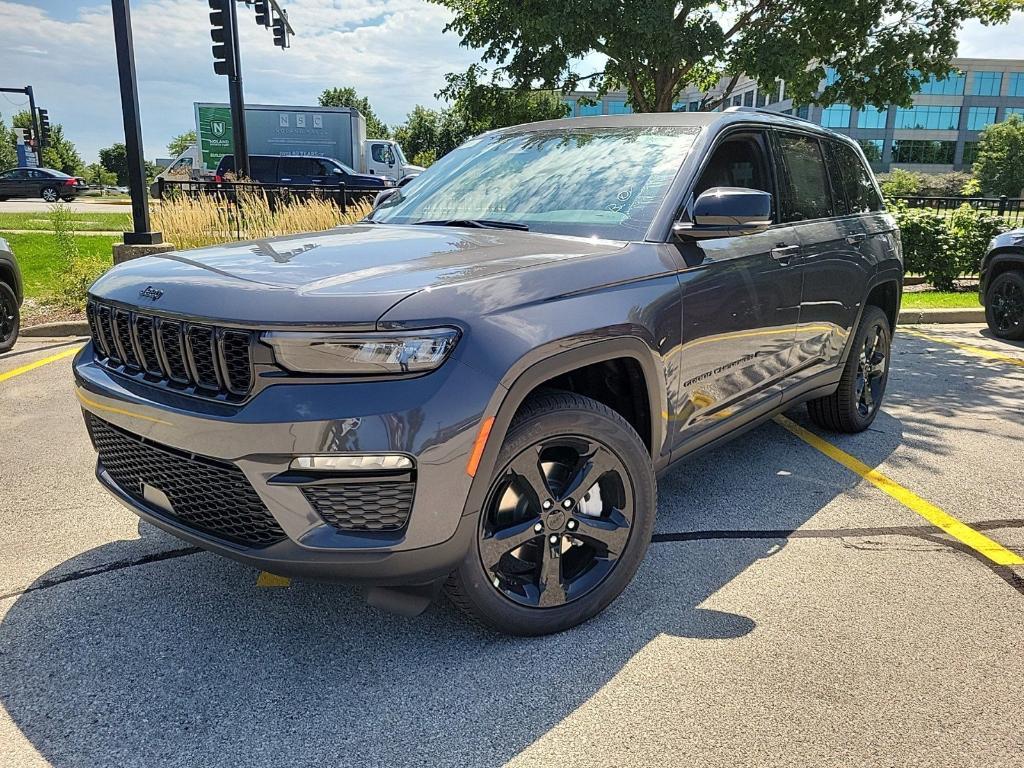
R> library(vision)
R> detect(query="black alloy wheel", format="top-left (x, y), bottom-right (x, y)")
top-left (986, 270), bottom-right (1024, 340)
top-left (480, 435), bottom-right (634, 609)
top-left (0, 282), bottom-right (19, 353)
top-left (446, 391), bottom-right (655, 636)
top-left (855, 320), bottom-right (889, 418)
top-left (807, 305), bottom-right (891, 433)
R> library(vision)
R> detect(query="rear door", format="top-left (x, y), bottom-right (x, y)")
top-left (773, 131), bottom-right (862, 386)
top-left (673, 128), bottom-right (804, 443)
top-left (278, 157), bottom-right (313, 185)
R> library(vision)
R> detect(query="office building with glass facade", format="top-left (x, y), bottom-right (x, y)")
top-left (565, 58), bottom-right (1024, 172)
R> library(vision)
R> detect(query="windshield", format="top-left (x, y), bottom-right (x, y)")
top-left (371, 126), bottom-right (699, 240)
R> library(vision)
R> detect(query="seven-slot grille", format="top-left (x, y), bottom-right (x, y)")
top-left (87, 300), bottom-right (254, 399)
top-left (86, 414), bottom-right (286, 547)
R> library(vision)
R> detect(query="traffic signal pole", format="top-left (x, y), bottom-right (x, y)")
top-left (110, 0), bottom-right (162, 245)
top-left (225, 0), bottom-right (249, 179)
top-left (0, 85), bottom-right (43, 165)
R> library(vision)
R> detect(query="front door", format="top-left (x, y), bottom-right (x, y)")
top-left (366, 142), bottom-right (396, 179)
top-left (673, 129), bottom-right (804, 443)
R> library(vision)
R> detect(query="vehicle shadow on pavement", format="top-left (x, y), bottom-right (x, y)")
top-left (0, 411), bottom-right (908, 768)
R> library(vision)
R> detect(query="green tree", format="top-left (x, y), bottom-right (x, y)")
top-left (392, 105), bottom-right (445, 162)
top-left (433, 0), bottom-right (1019, 112)
top-left (84, 162), bottom-right (118, 188)
top-left (167, 130), bottom-right (196, 157)
top-left (973, 114), bottom-right (1024, 198)
top-left (0, 113), bottom-right (16, 170)
top-left (442, 65), bottom-right (569, 131)
top-left (98, 142), bottom-right (128, 185)
top-left (318, 87), bottom-right (390, 138)
top-left (878, 168), bottom-right (922, 198)
top-left (12, 110), bottom-right (83, 174)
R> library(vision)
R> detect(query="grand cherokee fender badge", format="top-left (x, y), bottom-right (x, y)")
top-left (139, 286), bottom-right (164, 301)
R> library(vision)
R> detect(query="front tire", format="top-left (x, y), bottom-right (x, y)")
top-left (0, 282), bottom-right (20, 353)
top-left (446, 392), bottom-right (656, 636)
top-left (807, 305), bottom-right (891, 433)
top-left (985, 269), bottom-right (1024, 341)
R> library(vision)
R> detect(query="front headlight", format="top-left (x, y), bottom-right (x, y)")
top-left (263, 329), bottom-right (459, 375)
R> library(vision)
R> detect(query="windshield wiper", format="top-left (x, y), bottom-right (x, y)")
top-left (412, 218), bottom-right (530, 232)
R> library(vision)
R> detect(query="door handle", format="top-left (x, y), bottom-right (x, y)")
top-left (279, 177), bottom-right (292, 182)
top-left (771, 245), bottom-right (801, 261)
top-left (845, 233), bottom-right (867, 245)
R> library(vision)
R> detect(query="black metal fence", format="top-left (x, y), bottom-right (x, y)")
top-left (890, 195), bottom-right (1024, 226)
top-left (154, 177), bottom-right (384, 213)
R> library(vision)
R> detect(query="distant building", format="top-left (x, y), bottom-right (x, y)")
top-left (566, 57), bottom-right (1024, 173)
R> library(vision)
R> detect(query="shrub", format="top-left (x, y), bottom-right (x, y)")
top-left (878, 168), bottom-right (921, 197)
top-left (893, 203), bottom-right (1009, 290)
top-left (151, 190), bottom-right (372, 251)
top-left (49, 203), bottom-right (108, 307)
top-left (917, 172), bottom-right (973, 197)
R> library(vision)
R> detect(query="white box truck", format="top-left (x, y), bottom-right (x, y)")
top-left (153, 102), bottom-right (421, 194)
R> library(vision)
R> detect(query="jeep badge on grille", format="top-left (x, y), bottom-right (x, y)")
top-left (139, 286), bottom-right (163, 301)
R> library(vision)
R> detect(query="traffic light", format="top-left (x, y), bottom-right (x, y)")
top-left (36, 108), bottom-right (51, 147)
top-left (272, 12), bottom-right (289, 48)
top-left (209, 0), bottom-right (235, 77)
top-left (254, 0), bottom-right (271, 27)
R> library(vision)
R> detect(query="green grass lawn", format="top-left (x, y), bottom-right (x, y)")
top-left (0, 211), bottom-right (130, 233)
top-left (901, 291), bottom-right (979, 309)
top-left (3, 232), bottom-right (116, 299)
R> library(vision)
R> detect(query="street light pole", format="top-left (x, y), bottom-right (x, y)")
top-left (110, 0), bottom-right (162, 245)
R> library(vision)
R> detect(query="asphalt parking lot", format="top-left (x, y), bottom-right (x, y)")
top-left (1, 325), bottom-right (1022, 768)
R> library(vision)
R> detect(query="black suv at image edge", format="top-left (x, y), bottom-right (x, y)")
top-left (74, 110), bottom-right (902, 635)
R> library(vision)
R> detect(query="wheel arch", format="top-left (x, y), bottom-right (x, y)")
top-left (0, 260), bottom-right (22, 305)
top-left (460, 337), bottom-right (668, 519)
top-left (981, 249), bottom-right (1024, 304)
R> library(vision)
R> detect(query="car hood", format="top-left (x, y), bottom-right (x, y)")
top-left (89, 224), bottom-right (624, 326)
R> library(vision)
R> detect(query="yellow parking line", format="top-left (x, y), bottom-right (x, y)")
top-left (775, 415), bottom-right (1024, 566)
top-left (901, 328), bottom-right (1024, 367)
top-left (0, 345), bottom-right (82, 384)
top-left (256, 572), bottom-right (292, 588)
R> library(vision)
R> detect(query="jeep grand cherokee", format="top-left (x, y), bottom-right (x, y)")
top-left (75, 110), bottom-right (902, 635)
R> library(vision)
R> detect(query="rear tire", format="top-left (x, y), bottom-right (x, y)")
top-left (41, 186), bottom-right (59, 203)
top-left (0, 282), bottom-right (20, 353)
top-left (446, 391), bottom-right (656, 636)
top-left (985, 269), bottom-right (1024, 341)
top-left (807, 306), bottom-right (891, 433)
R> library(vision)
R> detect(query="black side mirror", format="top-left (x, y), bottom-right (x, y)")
top-left (674, 187), bottom-right (772, 240)
top-left (373, 188), bottom-right (400, 209)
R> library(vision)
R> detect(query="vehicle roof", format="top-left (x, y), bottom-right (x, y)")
top-left (501, 108), bottom-right (855, 144)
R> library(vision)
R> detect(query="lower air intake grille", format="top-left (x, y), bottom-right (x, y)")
top-left (303, 483), bottom-right (415, 531)
top-left (87, 415), bottom-right (286, 547)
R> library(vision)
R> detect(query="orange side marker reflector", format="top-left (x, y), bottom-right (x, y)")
top-left (466, 416), bottom-right (495, 477)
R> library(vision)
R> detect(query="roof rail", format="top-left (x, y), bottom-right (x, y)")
top-left (724, 105), bottom-right (816, 124)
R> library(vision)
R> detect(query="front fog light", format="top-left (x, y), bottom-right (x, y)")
top-left (291, 454), bottom-right (413, 471)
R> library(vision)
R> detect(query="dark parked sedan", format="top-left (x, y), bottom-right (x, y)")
top-left (0, 166), bottom-right (87, 202)
top-left (0, 235), bottom-right (23, 352)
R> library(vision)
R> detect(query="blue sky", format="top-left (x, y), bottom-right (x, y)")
top-left (1, 0), bottom-right (1022, 165)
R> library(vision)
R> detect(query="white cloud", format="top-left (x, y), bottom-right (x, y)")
top-left (0, 1), bottom-right (1021, 166)
top-left (958, 11), bottom-right (1024, 59)
top-left (0, 0), bottom-right (479, 163)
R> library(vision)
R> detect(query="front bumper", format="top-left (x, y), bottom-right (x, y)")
top-left (74, 343), bottom-right (498, 585)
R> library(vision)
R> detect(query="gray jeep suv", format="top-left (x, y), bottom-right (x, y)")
top-left (74, 110), bottom-right (902, 635)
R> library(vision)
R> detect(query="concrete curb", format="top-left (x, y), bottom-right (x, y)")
top-left (898, 307), bottom-right (985, 324)
top-left (21, 321), bottom-right (90, 338)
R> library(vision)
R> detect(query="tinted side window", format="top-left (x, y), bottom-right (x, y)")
top-left (309, 158), bottom-right (335, 176)
top-left (832, 142), bottom-right (883, 213)
top-left (693, 131), bottom-right (775, 218)
top-left (822, 143), bottom-right (850, 217)
top-left (280, 157), bottom-right (311, 177)
top-left (778, 133), bottom-right (833, 222)
top-left (249, 156), bottom-right (277, 182)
